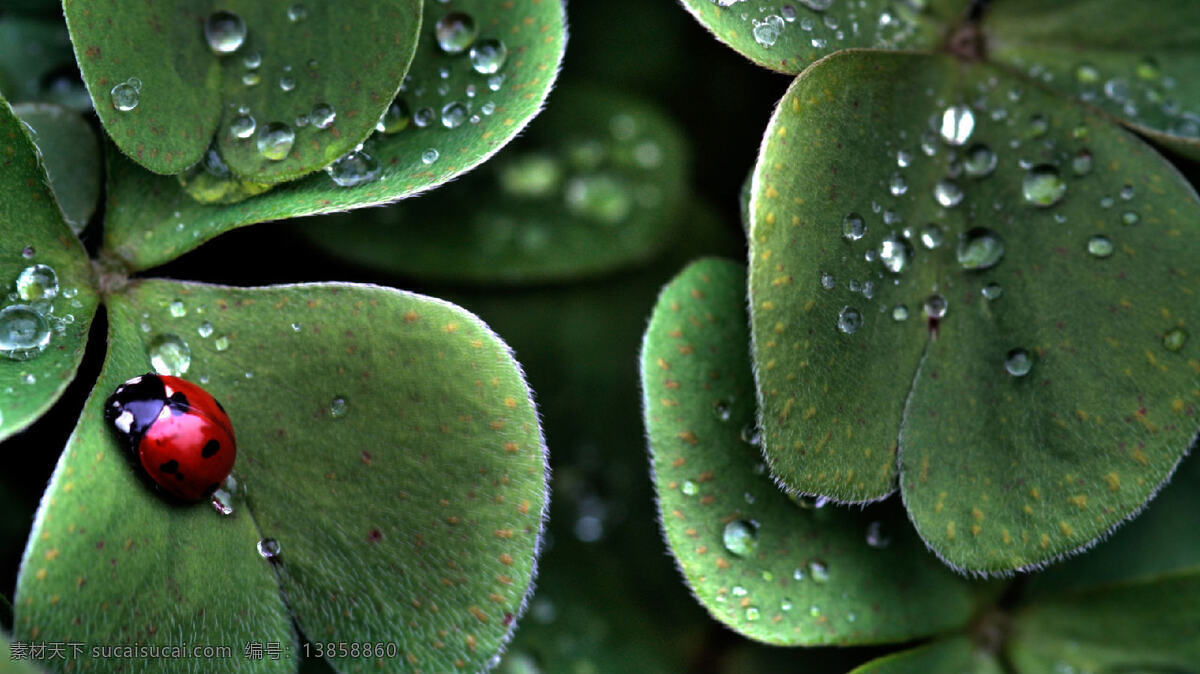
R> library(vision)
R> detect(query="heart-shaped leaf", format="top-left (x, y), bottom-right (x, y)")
top-left (986, 0), bottom-right (1200, 161)
top-left (65, 0), bottom-right (420, 179)
top-left (748, 50), bottom-right (1200, 573)
top-left (0, 97), bottom-right (99, 442)
top-left (850, 636), bottom-right (1003, 674)
top-left (102, 0), bottom-right (566, 272)
top-left (302, 85), bottom-right (688, 284)
top-left (13, 103), bottom-right (101, 233)
top-left (675, 0), bottom-right (965, 75)
top-left (1009, 570), bottom-right (1200, 671)
top-left (643, 258), bottom-right (977, 645)
top-left (15, 279), bottom-right (548, 673)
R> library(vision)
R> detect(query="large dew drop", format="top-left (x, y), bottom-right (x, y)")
top-left (441, 102), bottom-right (469, 129)
top-left (752, 15), bottom-right (784, 47)
top-left (470, 39), bottom-right (508, 74)
top-left (147, 334), bottom-right (191, 376)
top-left (204, 11), bottom-right (247, 55)
top-left (956, 228), bottom-right (1005, 270)
top-left (325, 151), bottom-right (380, 187)
top-left (230, 114), bottom-right (256, 139)
top-left (878, 234), bottom-right (911, 273)
top-left (256, 122), bottom-right (295, 161)
top-left (435, 12), bottom-right (478, 54)
top-left (939, 105), bottom-right (975, 146)
top-left (722, 520), bottom-right (758, 557)
top-left (0, 305), bottom-right (52, 361)
top-left (16, 264), bottom-right (58, 301)
top-left (110, 79), bottom-right (140, 112)
top-left (1022, 165), bottom-right (1067, 207)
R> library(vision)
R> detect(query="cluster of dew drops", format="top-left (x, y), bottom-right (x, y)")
top-left (817, 80), bottom-right (1188, 379)
top-left (710, 0), bottom-right (924, 52)
top-left (109, 2), bottom-right (511, 188)
top-left (674, 411), bottom-right (891, 626)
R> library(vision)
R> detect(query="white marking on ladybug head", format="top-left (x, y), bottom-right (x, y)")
top-left (157, 407), bottom-right (173, 422)
top-left (114, 410), bottom-right (134, 434)
top-left (128, 376), bottom-right (143, 384)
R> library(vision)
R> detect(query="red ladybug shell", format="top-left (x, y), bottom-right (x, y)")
top-left (104, 374), bottom-right (237, 502)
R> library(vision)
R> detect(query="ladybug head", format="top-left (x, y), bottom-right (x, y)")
top-left (104, 373), bottom-right (168, 448)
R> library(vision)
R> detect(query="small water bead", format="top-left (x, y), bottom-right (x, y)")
top-left (441, 102), bottom-right (468, 129)
top-left (878, 234), bottom-right (911, 273)
top-left (147, 334), bottom-right (191, 376)
top-left (465, 38), bottom-right (509, 75)
top-left (808, 560), bottom-right (829, 583)
top-left (1075, 63), bottom-right (1100, 84)
top-left (286, 3), bottom-right (308, 22)
top-left (819, 273), bottom-right (835, 290)
top-left (865, 521), bottom-right (891, 548)
top-left (681, 480), bottom-right (699, 496)
top-left (745, 607), bottom-right (760, 622)
top-left (242, 51), bottom-right (262, 69)
top-left (919, 224), bottom-right (944, 250)
top-left (837, 306), bottom-right (862, 334)
top-left (963, 144), bottom-right (997, 177)
top-left (21, 246), bottom-right (35, 259)
top-left (982, 283), bottom-right (1003, 300)
top-left (1100, 196), bottom-right (1115, 209)
top-left (168, 300), bottom-right (187, 318)
top-left (731, 586), bottom-right (748, 597)
top-left (435, 12), bottom-right (478, 54)
top-left (377, 99), bottom-right (411, 134)
top-left (1071, 149), bottom-right (1094, 176)
top-left (752, 15), bottom-right (785, 47)
top-left (110, 80), bottom-right (140, 111)
top-left (1104, 78), bottom-right (1131, 101)
top-left (1027, 114), bottom-right (1049, 138)
top-left (799, 0), bottom-right (834, 9)
top-left (956, 228), bottom-right (1005, 271)
top-left (214, 335), bottom-right (230, 351)
top-left (1122, 211), bottom-right (1139, 226)
top-left (939, 105), bottom-right (975, 146)
top-left (781, 598), bottom-right (794, 612)
top-left (792, 568), bottom-right (805, 582)
top-left (888, 173), bottom-right (907, 196)
top-left (1119, 184), bottom-right (1135, 200)
top-left (306, 103), bottom-right (335, 130)
top-left (1163, 328), bottom-right (1187, 352)
top-left (197, 321), bottom-right (214, 338)
top-left (924, 294), bottom-right (947, 319)
top-left (230, 114), bottom-right (256, 139)
top-left (933, 179), bottom-right (963, 208)
top-left (564, 174), bottom-right (632, 224)
top-left (842, 212), bottom-right (866, 241)
top-left (892, 305), bottom-right (909, 321)
top-left (1087, 235), bottom-right (1114, 258)
top-left (0, 305), bottom-right (51, 361)
top-left (1004, 348), bottom-right (1033, 377)
top-left (741, 423), bottom-right (761, 446)
top-left (278, 76), bottom-right (296, 93)
top-left (257, 538), bottom-right (282, 560)
top-left (330, 396), bottom-right (348, 418)
top-left (896, 150), bottom-right (912, 168)
top-left (204, 11), bottom-right (247, 54)
top-left (722, 520), bottom-right (759, 557)
top-left (16, 264), bottom-right (58, 301)
top-left (256, 122), bottom-right (295, 161)
top-left (242, 72), bottom-right (261, 87)
top-left (1022, 165), bottom-right (1067, 207)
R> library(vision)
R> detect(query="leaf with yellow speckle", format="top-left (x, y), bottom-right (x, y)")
top-left (15, 280), bottom-right (548, 673)
top-left (749, 50), bottom-right (1200, 573)
top-left (300, 85), bottom-right (688, 284)
top-left (102, 0), bottom-right (567, 273)
top-left (64, 0), bottom-right (420, 179)
top-left (675, 0), bottom-right (965, 75)
top-left (849, 636), bottom-right (1004, 674)
top-left (986, 0), bottom-right (1200, 161)
top-left (1009, 569), bottom-right (1200, 671)
top-left (642, 258), bottom-right (977, 645)
top-left (0, 95), bottom-right (100, 443)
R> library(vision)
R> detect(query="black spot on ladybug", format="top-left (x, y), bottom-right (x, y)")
top-left (168, 392), bottom-right (189, 416)
top-left (201, 440), bottom-right (220, 458)
top-left (159, 459), bottom-right (179, 474)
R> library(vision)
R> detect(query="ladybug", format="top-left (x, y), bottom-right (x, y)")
top-left (104, 373), bottom-right (237, 502)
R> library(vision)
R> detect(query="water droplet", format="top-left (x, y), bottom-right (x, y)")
top-left (1075, 63), bottom-right (1100, 84)
top-left (781, 598), bottom-right (793, 611)
top-left (722, 520), bottom-right (758, 557)
top-left (1163, 328), bottom-right (1187, 352)
top-left (956, 228), bottom-right (1005, 270)
top-left (278, 76), bottom-right (296, 93)
top-left (1119, 184), bottom-right (1135, 200)
top-left (842, 213), bottom-right (866, 241)
top-left (330, 396), bottom-right (348, 418)
top-left (307, 103), bottom-right (335, 130)
top-left (1087, 234), bottom-right (1114, 258)
top-left (924, 294), bottom-right (947, 319)
top-left (982, 283), bottom-right (1003, 300)
top-left (197, 321), bottom-right (214, 338)
top-left (892, 305), bottom-right (909, 321)
top-left (914, 225), bottom-right (943, 251)
top-left (469, 39), bottom-right (508, 74)
top-left (377, 99), bottom-right (410, 134)
top-left (1135, 58), bottom-right (1160, 81)
top-left (286, 3), bottom-right (307, 22)
top-left (865, 521), bottom-right (891, 548)
top-left (897, 149), bottom-right (912, 168)
top-left (888, 172), bottom-right (908, 196)
top-left (714, 400), bottom-right (732, 422)
top-left (167, 299), bottom-right (187, 318)
top-left (204, 11), bottom-right (247, 54)
top-left (745, 607), bottom-right (760, 621)
top-left (837, 306), bottom-right (862, 334)
top-left (740, 423), bottom-right (761, 446)
top-left (752, 15), bottom-right (784, 47)
top-left (1004, 348), bottom-right (1033, 376)
top-left (799, 0), bottom-right (834, 10)
top-left (1120, 211), bottom-right (1139, 226)
top-left (1071, 149), bottom-right (1093, 176)
top-left (242, 72), bottom-right (261, 87)
top-left (326, 151), bottom-right (380, 187)
top-left (878, 234), bottom-right (911, 274)
top-left (1104, 78), bottom-right (1130, 101)
top-left (731, 585), bottom-right (748, 597)
top-left (16, 264), bottom-right (58, 301)
top-left (819, 272), bottom-right (835, 290)
top-left (681, 480), bottom-right (698, 496)
top-left (792, 568), bottom-right (804, 581)
top-left (256, 122), bottom-right (295, 161)
top-left (230, 114), bottom-right (256, 139)
top-left (1022, 165), bottom-right (1067, 207)
top-left (242, 51), bottom-right (262, 69)
top-left (214, 335), bottom-right (230, 352)
top-left (110, 80), bottom-right (139, 112)
top-left (257, 538), bottom-right (281, 560)
top-left (0, 305), bottom-right (51, 361)
top-left (933, 179), bottom-right (963, 208)
top-left (21, 246), bottom-right (35, 259)
top-left (1027, 114), bottom-right (1048, 138)
top-left (939, 105), bottom-right (975, 146)
top-left (963, 144), bottom-right (997, 177)
top-left (441, 101), bottom-right (468, 129)
top-left (564, 174), bottom-right (632, 224)
top-left (435, 12), bottom-right (478, 54)
top-left (147, 334), bottom-right (191, 376)
top-left (808, 559), bottom-right (829, 583)
top-left (422, 149), bottom-right (439, 165)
